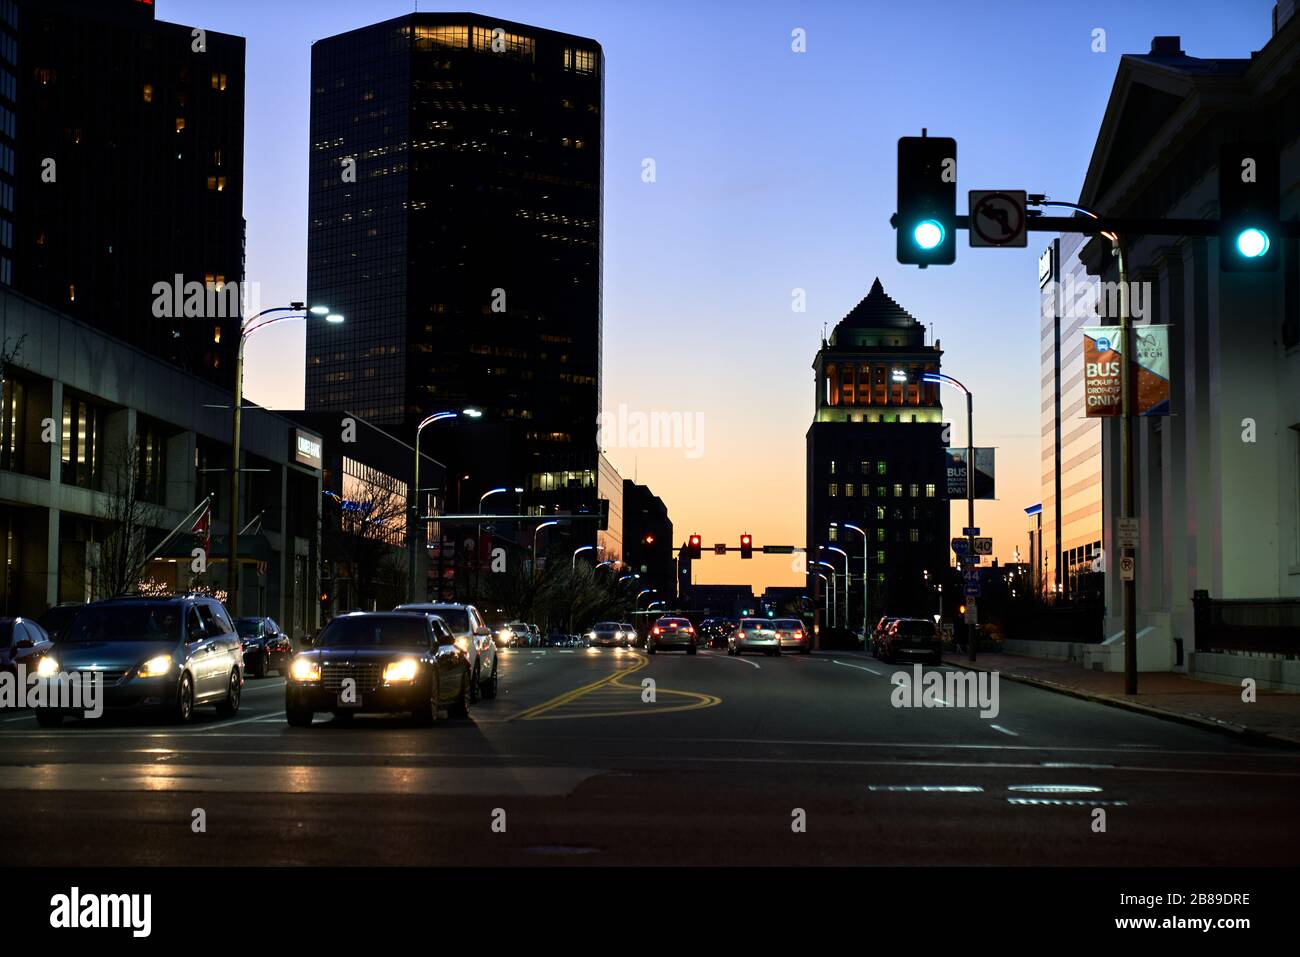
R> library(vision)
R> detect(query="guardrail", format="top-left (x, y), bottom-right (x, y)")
top-left (1192, 591), bottom-right (1300, 655)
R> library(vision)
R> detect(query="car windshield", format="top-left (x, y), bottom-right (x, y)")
top-left (317, 616), bottom-right (429, 650)
top-left (594, 622), bottom-right (621, 631)
top-left (63, 605), bottom-right (183, 643)
top-left (234, 619), bottom-right (262, 637)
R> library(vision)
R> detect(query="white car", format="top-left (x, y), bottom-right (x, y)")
top-left (395, 602), bottom-right (498, 701)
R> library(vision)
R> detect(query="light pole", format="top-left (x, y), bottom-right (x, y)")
top-left (814, 572), bottom-right (830, 631)
top-left (1033, 198), bottom-right (1136, 694)
top-left (825, 545), bottom-right (850, 631)
top-left (922, 369), bottom-right (977, 662)
top-left (474, 485), bottom-right (517, 599)
top-left (532, 520), bottom-right (560, 581)
top-left (409, 409), bottom-right (479, 601)
top-left (834, 522), bottom-right (869, 643)
top-left (573, 545), bottom-right (597, 569)
top-left (813, 560), bottom-right (837, 628)
top-left (231, 303), bottom-right (342, 615)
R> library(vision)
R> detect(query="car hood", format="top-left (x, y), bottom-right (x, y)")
top-left (51, 640), bottom-right (179, 672)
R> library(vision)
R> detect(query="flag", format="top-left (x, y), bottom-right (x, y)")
top-left (191, 503), bottom-right (211, 555)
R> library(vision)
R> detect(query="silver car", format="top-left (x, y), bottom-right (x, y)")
top-left (728, 618), bottom-right (781, 657)
top-left (395, 602), bottom-right (498, 700)
top-left (588, 621), bottom-right (628, 647)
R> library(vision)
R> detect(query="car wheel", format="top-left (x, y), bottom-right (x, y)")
top-left (448, 670), bottom-right (470, 719)
top-left (35, 710), bottom-right (63, 728)
top-left (173, 673), bottom-right (195, 723)
top-left (469, 663), bottom-right (481, 704)
top-left (413, 678), bottom-right (438, 725)
top-left (215, 670), bottom-right (241, 718)
top-left (286, 706), bottom-right (313, 727)
top-left (481, 659), bottom-right (498, 700)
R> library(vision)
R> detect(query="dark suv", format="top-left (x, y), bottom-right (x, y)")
top-left (34, 595), bottom-right (244, 725)
top-left (877, 618), bottom-right (943, 664)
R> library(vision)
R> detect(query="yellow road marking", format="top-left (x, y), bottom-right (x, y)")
top-left (510, 652), bottom-right (721, 721)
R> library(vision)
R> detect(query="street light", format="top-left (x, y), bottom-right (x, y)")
top-left (408, 409), bottom-right (477, 601)
top-left (923, 369), bottom-right (977, 662)
top-left (814, 572), bottom-right (830, 629)
top-left (832, 522), bottom-right (869, 643)
top-left (573, 545), bottom-right (597, 569)
top-left (824, 545), bottom-right (850, 630)
top-left (532, 520), bottom-right (559, 581)
top-left (813, 560), bottom-right (837, 628)
top-left (230, 302), bottom-right (342, 615)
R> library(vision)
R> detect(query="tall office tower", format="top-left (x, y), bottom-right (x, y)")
top-left (16, 0), bottom-right (246, 380)
top-left (0, 2), bottom-right (16, 290)
top-left (806, 279), bottom-right (949, 623)
top-left (306, 14), bottom-right (603, 524)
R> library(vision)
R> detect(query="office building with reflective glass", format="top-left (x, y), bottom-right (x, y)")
top-left (305, 14), bottom-right (603, 534)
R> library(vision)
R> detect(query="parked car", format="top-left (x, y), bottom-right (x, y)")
top-left (587, 621), bottom-right (628, 648)
top-left (234, 616), bottom-right (293, 678)
top-left (32, 595), bottom-right (244, 726)
top-left (394, 602), bottom-right (498, 700)
top-left (647, 616), bottom-right (697, 655)
top-left (37, 603), bottom-right (85, 643)
top-left (0, 618), bottom-right (53, 677)
top-left (875, 618), bottom-right (943, 664)
top-left (728, 618), bottom-right (780, 657)
top-left (870, 616), bottom-right (904, 655)
top-left (772, 618), bottom-right (811, 654)
top-left (286, 612), bottom-right (469, 727)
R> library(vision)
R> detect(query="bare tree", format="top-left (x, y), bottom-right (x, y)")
top-left (92, 434), bottom-right (165, 599)
top-left (323, 466), bottom-right (409, 611)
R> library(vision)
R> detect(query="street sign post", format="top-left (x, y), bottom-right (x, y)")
top-left (973, 537), bottom-right (992, 555)
top-left (951, 538), bottom-right (970, 556)
top-left (969, 190), bottom-right (1028, 247)
top-left (1117, 518), bottom-right (1139, 550)
top-left (1120, 555), bottom-right (1135, 582)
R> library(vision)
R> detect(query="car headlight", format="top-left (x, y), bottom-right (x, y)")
top-left (139, 655), bottom-right (173, 677)
top-left (290, 658), bottom-right (321, 682)
top-left (36, 657), bottom-right (59, 677)
top-left (453, 637), bottom-right (469, 653)
top-left (383, 658), bottom-right (419, 682)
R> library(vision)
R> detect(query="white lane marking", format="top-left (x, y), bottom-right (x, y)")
top-left (194, 710), bottom-right (288, 731)
top-left (2, 713), bottom-right (35, 723)
top-left (717, 654), bottom-right (760, 669)
top-left (868, 785), bottom-right (983, 793)
top-left (831, 660), bottom-right (883, 676)
top-left (990, 724), bottom-right (1019, 737)
top-left (559, 650), bottom-right (575, 655)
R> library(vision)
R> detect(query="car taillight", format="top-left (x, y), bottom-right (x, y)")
top-left (652, 627), bottom-right (661, 635)
top-left (738, 631), bottom-right (745, 638)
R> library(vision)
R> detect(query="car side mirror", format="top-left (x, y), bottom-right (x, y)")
top-left (474, 626), bottom-right (491, 638)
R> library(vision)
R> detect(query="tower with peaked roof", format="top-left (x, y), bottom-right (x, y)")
top-left (806, 279), bottom-right (950, 637)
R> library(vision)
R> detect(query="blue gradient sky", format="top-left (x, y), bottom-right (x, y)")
top-left (160, 0), bottom-right (1273, 590)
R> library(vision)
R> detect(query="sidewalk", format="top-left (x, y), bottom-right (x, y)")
top-left (944, 651), bottom-right (1300, 747)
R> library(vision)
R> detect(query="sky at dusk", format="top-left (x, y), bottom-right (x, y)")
top-left (159, 0), bottom-right (1274, 592)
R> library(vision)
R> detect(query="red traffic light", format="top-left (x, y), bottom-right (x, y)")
top-left (740, 534), bottom-right (753, 559)
top-left (687, 534), bottom-right (702, 559)
top-left (644, 534), bottom-right (655, 545)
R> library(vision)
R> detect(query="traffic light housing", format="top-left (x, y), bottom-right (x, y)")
top-left (1219, 143), bottom-right (1279, 272)
top-left (897, 133), bottom-right (957, 267)
top-left (687, 534), bottom-right (702, 559)
top-left (597, 499), bottom-right (610, 531)
top-left (740, 534), bottom-right (753, 560)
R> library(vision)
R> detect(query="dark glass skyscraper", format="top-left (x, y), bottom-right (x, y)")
top-left (16, 0), bottom-right (246, 380)
top-left (306, 14), bottom-right (602, 521)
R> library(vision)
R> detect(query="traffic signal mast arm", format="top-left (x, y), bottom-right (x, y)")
top-left (892, 212), bottom-right (1298, 238)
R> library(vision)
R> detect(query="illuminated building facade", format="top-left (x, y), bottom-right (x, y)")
top-left (806, 279), bottom-right (949, 624)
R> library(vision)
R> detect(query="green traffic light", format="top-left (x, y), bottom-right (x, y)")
top-left (1236, 227), bottom-right (1270, 259)
top-left (913, 219), bottom-right (945, 250)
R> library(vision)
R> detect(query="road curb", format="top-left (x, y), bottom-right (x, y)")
top-left (942, 656), bottom-right (1300, 749)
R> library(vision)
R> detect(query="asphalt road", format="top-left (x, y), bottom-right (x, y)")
top-left (2, 646), bottom-right (1297, 866)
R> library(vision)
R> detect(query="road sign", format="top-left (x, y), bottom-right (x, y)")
top-left (973, 537), bottom-right (993, 555)
top-left (714, 544), bottom-right (727, 555)
top-left (1120, 556), bottom-right (1135, 582)
top-left (964, 602), bottom-right (978, 624)
top-left (969, 190), bottom-right (1028, 247)
top-left (964, 584), bottom-right (981, 597)
top-left (951, 538), bottom-right (970, 555)
top-left (1117, 518), bottom-right (1139, 550)
top-left (959, 554), bottom-right (982, 566)
top-left (962, 527), bottom-right (980, 537)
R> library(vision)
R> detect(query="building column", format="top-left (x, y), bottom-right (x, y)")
top-left (45, 381), bottom-right (63, 608)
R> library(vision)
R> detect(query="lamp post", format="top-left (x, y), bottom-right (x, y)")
top-left (474, 485), bottom-right (515, 600)
top-left (824, 545), bottom-right (850, 631)
top-left (834, 522), bottom-right (869, 643)
top-left (409, 409), bottom-right (479, 602)
top-left (814, 572), bottom-right (830, 632)
top-left (922, 369), bottom-right (977, 662)
top-left (573, 545), bottom-right (597, 569)
top-left (532, 520), bottom-right (559, 581)
top-left (1033, 198), bottom-right (1136, 694)
top-left (813, 560), bottom-right (837, 628)
top-left (231, 303), bottom-right (342, 616)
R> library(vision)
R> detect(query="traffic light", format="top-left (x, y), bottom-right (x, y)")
top-left (1219, 143), bottom-right (1279, 272)
top-left (896, 133), bottom-right (957, 267)
top-left (643, 534), bottom-right (655, 546)
top-left (687, 534), bottom-right (702, 559)
top-left (740, 534), bottom-right (753, 560)
top-left (597, 499), bottom-right (610, 530)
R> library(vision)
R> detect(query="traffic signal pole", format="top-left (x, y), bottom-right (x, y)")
top-left (1117, 239), bottom-right (1138, 694)
top-left (966, 388), bottom-right (976, 663)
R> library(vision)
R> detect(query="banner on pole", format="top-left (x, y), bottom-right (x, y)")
top-left (1083, 325), bottom-right (1171, 417)
top-left (945, 448), bottom-right (995, 499)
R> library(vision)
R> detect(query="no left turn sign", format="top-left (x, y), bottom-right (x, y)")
top-left (969, 190), bottom-right (1028, 247)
